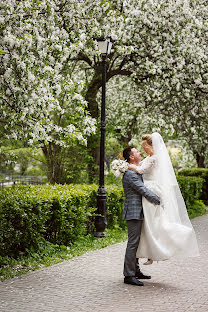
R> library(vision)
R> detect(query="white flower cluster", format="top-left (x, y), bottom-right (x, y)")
top-left (0, 0), bottom-right (97, 147)
top-left (110, 159), bottom-right (128, 178)
top-left (1, 0), bottom-right (208, 164)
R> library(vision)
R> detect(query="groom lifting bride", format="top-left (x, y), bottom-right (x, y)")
top-left (122, 145), bottom-right (160, 286)
top-left (121, 133), bottom-right (199, 286)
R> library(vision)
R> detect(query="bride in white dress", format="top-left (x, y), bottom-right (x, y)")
top-left (129, 132), bottom-right (199, 263)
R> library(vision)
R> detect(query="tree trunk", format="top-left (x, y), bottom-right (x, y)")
top-left (196, 152), bottom-right (205, 168)
top-left (42, 143), bottom-right (64, 184)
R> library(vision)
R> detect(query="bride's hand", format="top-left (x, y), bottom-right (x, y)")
top-left (128, 164), bottom-right (138, 172)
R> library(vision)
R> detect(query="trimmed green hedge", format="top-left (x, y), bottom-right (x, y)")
top-left (177, 175), bottom-right (204, 211)
top-left (0, 176), bottom-right (204, 258)
top-left (178, 168), bottom-right (208, 203)
top-left (0, 184), bottom-right (124, 258)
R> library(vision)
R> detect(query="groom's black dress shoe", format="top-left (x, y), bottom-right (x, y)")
top-left (124, 276), bottom-right (144, 286)
top-left (135, 271), bottom-right (151, 279)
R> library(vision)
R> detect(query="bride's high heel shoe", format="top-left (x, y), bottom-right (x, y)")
top-left (143, 259), bottom-right (153, 265)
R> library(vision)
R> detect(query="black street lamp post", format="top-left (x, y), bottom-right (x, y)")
top-left (94, 36), bottom-right (113, 238)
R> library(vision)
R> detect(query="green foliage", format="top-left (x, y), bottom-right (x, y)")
top-left (177, 175), bottom-right (204, 211)
top-left (187, 200), bottom-right (207, 219)
top-left (25, 167), bottom-right (46, 177)
top-left (0, 184), bottom-right (125, 258)
top-left (0, 185), bottom-right (96, 258)
top-left (105, 185), bottom-right (125, 228)
top-left (60, 141), bottom-right (92, 184)
top-left (13, 148), bottom-right (32, 175)
top-left (0, 188), bottom-right (49, 258)
top-left (0, 48), bottom-right (5, 55)
top-left (0, 144), bottom-right (47, 179)
top-left (178, 168), bottom-right (208, 203)
top-left (105, 172), bottom-right (122, 186)
top-left (105, 136), bottom-right (124, 161)
top-left (0, 147), bottom-right (17, 172)
top-left (0, 176), bottom-right (205, 260)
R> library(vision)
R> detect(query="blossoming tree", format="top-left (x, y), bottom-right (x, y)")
top-left (0, 0), bottom-right (96, 182)
top-left (1, 0), bottom-right (207, 183)
top-left (68, 0), bottom-right (208, 176)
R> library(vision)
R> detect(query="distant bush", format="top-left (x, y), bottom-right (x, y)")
top-left (25, 167), bottom-right (46, 177)
top-left (187, 200), bottom-right (207, 219)
top-left (178, 168), bottom-right (208, 203)
top-left (177, 175), bottom-right (204, 210)
top-left (177, 175), bottom-right (207, 219)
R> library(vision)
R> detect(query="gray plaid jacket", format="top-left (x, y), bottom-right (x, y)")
top-left (122, 169), bottom-right (160, 220)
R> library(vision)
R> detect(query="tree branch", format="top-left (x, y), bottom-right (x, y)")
top-left (73, 52), bottom-right (93, 67)
top-left (107, 68), bottom-right (132, 80)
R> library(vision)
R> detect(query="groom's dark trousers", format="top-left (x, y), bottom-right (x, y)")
top-left (122, 169), bottom-right (160, 277)
top-left (124, 220), bottom-right (143, 276)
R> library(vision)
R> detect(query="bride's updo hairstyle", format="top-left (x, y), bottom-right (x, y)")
top-left (142, 134), bottom-right (152, 146)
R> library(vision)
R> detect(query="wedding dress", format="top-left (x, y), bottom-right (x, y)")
top-left (136, 133), bottom-right (199, 261)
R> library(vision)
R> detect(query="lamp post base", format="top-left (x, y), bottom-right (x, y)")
top-left (94, 231), bottom-right (107, 238)
top-left (94, 187), bottom-right (107, 238)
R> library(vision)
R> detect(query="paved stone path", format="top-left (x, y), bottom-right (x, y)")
top-left (1, 214), bottom-right (208, 312)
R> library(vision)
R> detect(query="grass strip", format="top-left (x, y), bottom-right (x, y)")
top-left (0, 227), bottom-right (127, 281)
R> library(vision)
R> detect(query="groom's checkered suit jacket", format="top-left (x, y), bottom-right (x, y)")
top-left (122, 169), bottom-right (160, 220)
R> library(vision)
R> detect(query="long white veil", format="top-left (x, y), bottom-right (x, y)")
top-left (152, 132), bottom-right (199, 257)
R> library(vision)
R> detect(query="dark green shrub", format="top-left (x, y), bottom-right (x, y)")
top-left (177, 175), bottom-right (204, 212)
top-left (178, 168), bottom-right (208, 203)
top-left (0, 188), bottom-right (48, 258)
top-left (0, 184), bottom-right (125, 258)
top-left (187, 200), bottom-right (207, 219)
top-left (106, 185), bottom-right (125, 229)
top-left (0, 185), bottom-right (97, 258)
top-left (0, 177), bottom-right (205, 259)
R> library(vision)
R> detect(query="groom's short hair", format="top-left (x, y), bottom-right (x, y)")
top-left (123, 146), bottom-right (134, 162)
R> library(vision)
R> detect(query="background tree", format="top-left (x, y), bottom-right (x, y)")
top-left (1, 0), bottom-right (207, 184)
top-left (69, 0), bottom-right (208, 178)
top-left (0, 0), bottom-right (96, 183)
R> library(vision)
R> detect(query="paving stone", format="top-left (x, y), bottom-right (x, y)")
top-left (0, 214), bottom-right (208, 312)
